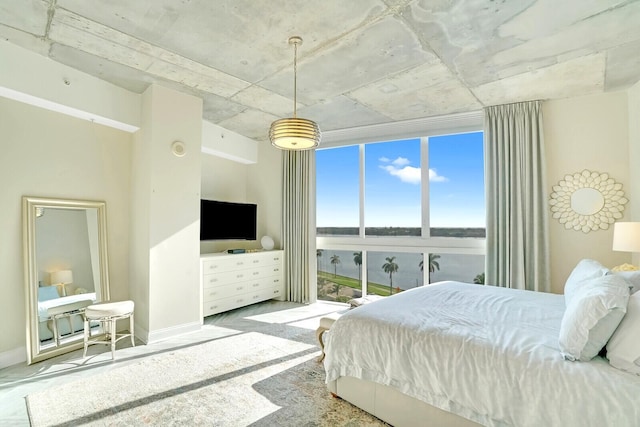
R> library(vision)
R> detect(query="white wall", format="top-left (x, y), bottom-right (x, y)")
top-left (0, 97), bottom-right (132, 364)
top-left (544, 91), bottom-right (631, 294)
top-left (628, 81), bottom-right (640, 266)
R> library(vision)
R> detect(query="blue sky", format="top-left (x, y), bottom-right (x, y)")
top-left (316, 131), bottom-right (485, 228)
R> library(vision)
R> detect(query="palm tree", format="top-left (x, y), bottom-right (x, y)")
top-left (473, 272), bottom-right (485, 284)
top-left (330, 254), bottom-right (341, 298)
top-left (382, 256), bottom-right (399, 295)
top-left (353, 251), bottom-right (362, 283)
top-left (316, 249), bottom-right (323, 272)
top-left (330, 254), bottom-right (341, 277)
top-left (429, 253), bottom-right (440, 283)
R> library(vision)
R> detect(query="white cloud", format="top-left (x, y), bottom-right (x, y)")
top-left (429, 169), bottom-right (448, 182)
top-left (380, 165), bottom-right (421, 184)
top-left (392, 157), bottom-right (410, 167)
top-left (378, 158), bottom-right (449, 184)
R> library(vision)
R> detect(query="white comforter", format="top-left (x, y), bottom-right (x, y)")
top-left (324, 281), bottom-right (640, 427)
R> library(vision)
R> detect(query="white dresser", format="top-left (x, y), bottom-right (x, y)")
top-left (200, 250), bottom-right (284, 318)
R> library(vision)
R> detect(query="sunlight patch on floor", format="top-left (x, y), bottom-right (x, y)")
top-left (244, 301), bottom-right (346, 326)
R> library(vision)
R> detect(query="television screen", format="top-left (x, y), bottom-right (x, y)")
top-left (200, 199), bottom-right (257, 241)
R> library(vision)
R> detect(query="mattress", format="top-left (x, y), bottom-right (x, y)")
top-left (323, 281), bottom-right (640, 427)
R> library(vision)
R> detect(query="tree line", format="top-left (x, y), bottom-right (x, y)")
top-left (317, 250), bottom-right (485, 298)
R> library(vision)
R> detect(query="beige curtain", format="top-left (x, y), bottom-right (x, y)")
top-left (282, 150), bottom-right (314, 303)
top-left (484, 101), bottom-right (550, 292)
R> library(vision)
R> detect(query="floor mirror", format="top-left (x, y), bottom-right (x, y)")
top-left (23, 196), bottom-right (110, 364)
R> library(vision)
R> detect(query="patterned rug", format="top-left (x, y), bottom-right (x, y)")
top-left (26, 330), bottom-right (387, 426)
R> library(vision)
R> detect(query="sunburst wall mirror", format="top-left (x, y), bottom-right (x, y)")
top-left (549, 169), bottom-right (628, 233)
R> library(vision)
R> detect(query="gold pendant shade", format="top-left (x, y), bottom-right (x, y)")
top-left (269, 36), bottom-right (321, 150)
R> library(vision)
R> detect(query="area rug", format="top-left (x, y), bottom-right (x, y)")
top-left (26, 330), bottom-right (387, 426)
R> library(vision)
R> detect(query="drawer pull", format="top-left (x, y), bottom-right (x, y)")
top-left (236, 299), bottom-right (243, 303)
top-left (236, 286), bottom-right (243, 291)
top-left (253, 260), bottom-right (260, 263)
top-left (273, 279), bottom-right (280, 283)
top-left (253, 271), bottom-right (260, 275)
top-left (236, 274), bottom-right (244, 278)
top-left (273, 290), bottom-right (280, 294)
top-left (252, 283), bottom-right (260, 287)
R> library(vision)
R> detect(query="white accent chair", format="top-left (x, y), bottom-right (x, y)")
top-left (83, 300), bottom-right (135, 360)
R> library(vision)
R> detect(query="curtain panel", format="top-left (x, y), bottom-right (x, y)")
top-left (282, 150), bottom-right (314, 303)
top-left (484, 101), bottom-right (550, 292)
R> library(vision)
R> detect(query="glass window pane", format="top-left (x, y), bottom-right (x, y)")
top-left (366, 251), bottom-right (424, 295)
top-left (429, 132), bottom-right (485, 237)
top-left (316, 146), bottom-right (360, 236)
top-left (428, 253), bottom-right (485, 285)
top-left (316, 249), bottom-right (363, 302)
top-left (364, 139), bottom-right (421, 236)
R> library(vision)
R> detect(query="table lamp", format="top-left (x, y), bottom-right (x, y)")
top-left (50, 270), bottom-right (73, 297)
top-left (612, 222), bottom-right (640, 270)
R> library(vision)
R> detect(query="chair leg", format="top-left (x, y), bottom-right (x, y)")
top-left (110, 319), bottom-right (116, 360)
top-left (316, 327), bottom-right (328, 362)
top-left (129, 313), bottom-right (135, 347)
top-left (83, 317), bottom-right (89, 358)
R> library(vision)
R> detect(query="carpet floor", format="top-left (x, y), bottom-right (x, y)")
top-left (26, 320), bottom-right (387, 426)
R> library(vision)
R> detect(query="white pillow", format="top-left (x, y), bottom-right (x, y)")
top-left (559, 274), bottom-right (630, 361)
top-left (606, 292), bottom-right (640, 374)
top-left (564, 259), bottom-right (610, 306)
top-left (613, 271), bottom-right (640, 294)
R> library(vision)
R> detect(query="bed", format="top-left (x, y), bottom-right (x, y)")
top-left (323, 276), bottom-right (640, 427)
top-left (37, 287), bottom-right (97, 344)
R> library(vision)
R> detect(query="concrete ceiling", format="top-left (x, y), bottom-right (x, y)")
top-left (1, 0), bottom-right (640, 142)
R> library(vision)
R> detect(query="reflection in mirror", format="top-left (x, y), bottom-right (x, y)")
top-left (23, 196), bottom-right (110, 364)
top-left (570, 188), bottom-right (605, 216)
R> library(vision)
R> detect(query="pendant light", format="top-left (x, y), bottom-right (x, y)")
top-left (269, 36), bottom-right (321, 150)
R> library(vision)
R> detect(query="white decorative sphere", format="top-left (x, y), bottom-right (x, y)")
top-left (260, 235), bottom-right (274, 250)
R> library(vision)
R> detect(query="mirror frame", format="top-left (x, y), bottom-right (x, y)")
top-left (549, 169), bottom-right (628, 233)
top-left (22, 196), bottom-right (110, 364)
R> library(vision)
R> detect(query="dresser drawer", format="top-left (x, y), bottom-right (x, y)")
top-left (202, 256), bottom-right (249, 274)
top-left (202, 296), bottom-right (246, 317)
top-left (203, 265), bottom-right (282, 288)
top-left (247, 286), bottom-right (284, 303)
top-left (202, 251), bottom-right (283, 274)
top-left (203, 282), bottom-right (249, 302)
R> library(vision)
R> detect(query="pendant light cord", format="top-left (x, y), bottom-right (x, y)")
top-left (293, 41), bottom-right (298, 118)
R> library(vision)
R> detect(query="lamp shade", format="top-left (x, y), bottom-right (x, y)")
top-left (269, 117), bottom-right (321, 150)
top-left (51, 269), bottom-right (73, 284)
top-left (612, 222), bottom-right (640, 252)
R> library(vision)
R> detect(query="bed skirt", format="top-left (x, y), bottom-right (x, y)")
top-left (328, 376), bottom-right (481, 427)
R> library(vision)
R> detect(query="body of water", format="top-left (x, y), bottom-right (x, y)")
top-left (317, 250), bottom-right (485, 290)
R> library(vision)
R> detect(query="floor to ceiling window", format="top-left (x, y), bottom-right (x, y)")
top-left (316, 118), bottom-right (485, 302)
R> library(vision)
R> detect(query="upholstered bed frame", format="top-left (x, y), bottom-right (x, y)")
top-left (327, 376), bottom-right (480, 427)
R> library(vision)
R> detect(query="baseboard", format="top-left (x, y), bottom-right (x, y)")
top-left (0, 346), bottom-right (26, 369)
top-left (146, 321), bottom-right (201, 344)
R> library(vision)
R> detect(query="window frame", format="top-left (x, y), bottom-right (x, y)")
top-left (314, 111), bottom-right (485, 301)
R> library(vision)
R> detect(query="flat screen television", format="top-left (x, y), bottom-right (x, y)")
top-left (200, 199), bottom-right (257, 241)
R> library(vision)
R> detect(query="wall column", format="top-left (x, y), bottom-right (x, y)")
top-left (130, 84), bottom-right (202, 342)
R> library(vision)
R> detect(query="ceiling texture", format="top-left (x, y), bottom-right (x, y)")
top-left (1, 0), bottom-right (640, 142)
